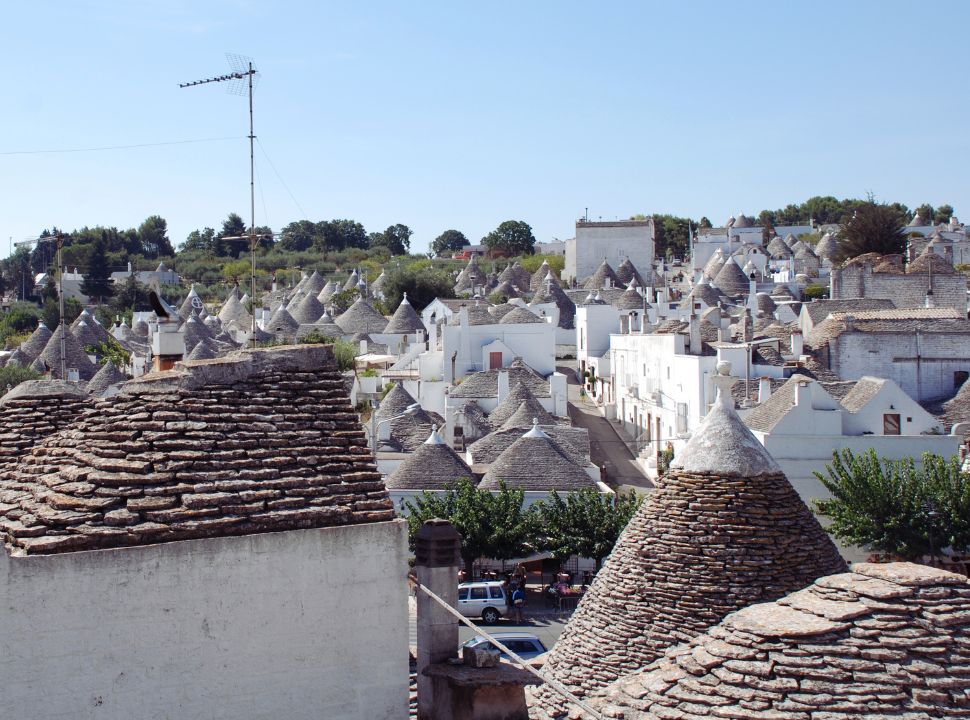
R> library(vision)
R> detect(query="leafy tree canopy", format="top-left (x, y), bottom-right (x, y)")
top-left (813, 449), bottom-right (970, 560)
top-left (431, 229), bottom-right (470, 257)
top-left (482, 220), bottom-right (535, 256)
top-left (80, 236), bottom-right (114, 304)
top-left (380, 260), bottom-right (456, 312)
top-left (368, 224), bottom-right (413, 255)
top-left (834, 200), bottom-right (907, 261)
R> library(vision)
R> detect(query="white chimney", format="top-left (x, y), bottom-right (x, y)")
top-left (758, 376), bottom-right (772, 403)
top-left (497, 369), bottom-right (509, 403)
top-left (688, 313), bottom-right (702, 355)
top-left (790, 329), bottom-right (804, 357)
top-left (794, 379), bottom-right (810, 406)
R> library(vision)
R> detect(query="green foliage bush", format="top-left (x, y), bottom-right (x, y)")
top-left (0, 364), bottom-right (40, 393)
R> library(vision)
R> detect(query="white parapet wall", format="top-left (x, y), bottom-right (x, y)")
top-left (0, 520), bottom-right (409, 720)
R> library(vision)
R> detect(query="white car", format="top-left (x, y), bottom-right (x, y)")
top-left (457, 581), bottom-right (507, 624)
top-left (462, 633), bottom-right (547, 660)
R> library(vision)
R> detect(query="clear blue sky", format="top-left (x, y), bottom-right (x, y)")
top-left (2, 1), bottom-right (968, 256)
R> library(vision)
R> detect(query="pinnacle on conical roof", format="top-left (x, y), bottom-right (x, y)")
top-left (342, 269), bottom-right (360, 292)
top-left (383, 293), bottom-right (426, 334)
top-left (530, 260), bottom-right (559, 291)
top-left (385, 426), bottom-right (473, 490)
top-left (20, 322), bottom-right (53, 360)
top-left (336, 297), bottom-right (387, 335)
top-left (39, 325), bottom-right (98, 381)
top-left (532, 365), bottom-right (846, 713)
top-left (478, 420), bottom-right (594, 491)
top-left (87, 359), bottom-right (127, 397)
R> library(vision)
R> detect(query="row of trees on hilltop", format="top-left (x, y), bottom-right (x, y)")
top-left (404, 479), bottom-right (643, 577)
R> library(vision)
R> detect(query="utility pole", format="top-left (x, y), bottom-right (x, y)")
top-left (181, 54), bottom-right (260, 348)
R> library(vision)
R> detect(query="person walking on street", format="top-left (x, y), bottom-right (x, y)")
top-left (511, 585), bottom-right (526, 623)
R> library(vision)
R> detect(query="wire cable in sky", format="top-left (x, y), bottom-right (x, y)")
top-left (256, 137), bottom-right (309, 221)
top-left (0, 136), bottom-right (247, 156)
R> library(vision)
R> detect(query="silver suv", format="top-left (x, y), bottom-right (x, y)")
top-left (457, 581), bottom-right (507, 624)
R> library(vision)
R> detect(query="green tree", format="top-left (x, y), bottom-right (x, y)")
top-left (80, 236), bottom-right (114, 303)
top-left (482, 220), bottom-right (535, 256)
top-left (405, 478), bottom-right (531, 578)
top-left (835, 200), bottom-right (907, 262)
top-left (279, 220), bottom-right (318, 252)
top-left (934, 204), bottom-right (955, 225)
top-left (914, 204), bottom-right (935, 226)
top-left (533, 489), bottom-right (643, 570)
top-left (215, 213), bottom-right (248, 257)
top-left (183, 227), bottom-right (216, 253)
top-left (698, 217), bottom-right (712, 229)
top-left (0, 364), bottom-right (40, 393)
top-left (316, 219), bottom-right (369, 252)
top-left (813, 449), bottom-right (970, 560)
top-left (369, 224), bottom-right (412, 255)
top-left (380, 260), bottom-right (456, 312)
top-left (431, 229), bottom-right (470, 257)
top-left (651, 215), bottom-right (692, 259)
top-left (137, 215), bottom-right (174, 258)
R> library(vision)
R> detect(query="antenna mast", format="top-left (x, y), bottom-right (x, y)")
top-left (180, 54), bottom-right (261, 348)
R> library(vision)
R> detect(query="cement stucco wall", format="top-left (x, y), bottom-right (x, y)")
top-left (0, 521), bottom-right (409, 720)
top-left (566, 222), bottom-right (654, 284)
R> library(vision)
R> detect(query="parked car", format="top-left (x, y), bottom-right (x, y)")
top-left (462, 633), bottom-right (547, 660)
top-left (457, 581), bottom-right (507, 624)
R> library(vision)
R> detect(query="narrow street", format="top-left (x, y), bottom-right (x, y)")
top-left (557, 362), bottom-right (653, 494)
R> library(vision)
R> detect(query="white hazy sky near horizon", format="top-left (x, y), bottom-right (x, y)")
top-left (2, 0), bottom-right (968, 257)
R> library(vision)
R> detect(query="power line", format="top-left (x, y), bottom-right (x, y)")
top-left (0, 136), bottom-right (247, 156)
top-left (256, 137), bottom-right (308, 220)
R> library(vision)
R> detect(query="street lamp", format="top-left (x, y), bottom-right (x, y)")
top-left (371, 401), bottom-right (422, 456)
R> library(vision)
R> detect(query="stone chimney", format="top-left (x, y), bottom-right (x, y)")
top-left (688, 313), bottom-right (702, 355)
top-left (843, 314), bottom-right (856, 332)
top-left (790, 329), bottom-right (804, 357)
top-left (758, 376), bottom-right (772, 404)
top-left (741, 309), bottom-right (753, 343)
top-left (416, 519), bottom-right (533, 720)
top-left (497, 370), bottom-right (509, 404)
top-left (414, 519), bottom-right (462, 718)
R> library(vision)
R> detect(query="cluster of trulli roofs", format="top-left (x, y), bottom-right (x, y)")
top-left (5, 216), bottom-right (970, 547)
top-left (0, 343), bottom-right (966, 718)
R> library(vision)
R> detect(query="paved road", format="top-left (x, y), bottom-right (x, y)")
top-left (557, 362), bottom-right (653, 494)
top-left (409, 596), bottom-right (568, 652)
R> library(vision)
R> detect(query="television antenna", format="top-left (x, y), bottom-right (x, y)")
top-left (180, 53), bottom-right (261, 347)
top-left (14, 232), bottom-right (69, 379)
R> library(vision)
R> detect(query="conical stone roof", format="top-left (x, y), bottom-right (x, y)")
top-left (684, 277), bottom-right (722, 308)
top-left (529, 282), bottom-right (575, 329)
top-left (336, 298), bottom-right (387, 335)
top-left (615, 257), bottom-right (646, 287)
top-left (712, 257), bottom-right (751, 297)
top-left (498, 262), bottom-right (531, 290)
top-left (592, 562), bottom-right (970, 719)
top-left (302, 270), bottom-right (327, 297)
top-left (185, 336), bottom-right (220, 361)
top-left (487, 303), bottom-right (516, 320)
top-left (499, 306), bottom-right (543, 325)
top-left (492, 280), bottom-right (521, 299)
top-left (218, 293), bottom-right (253, 331)
top-left (385, 427), bottom-right (473, 490)
top-left (584, 260), bottom-right (621, 290)
top-left (71, 320), bottom-right (101, 351)
top-left (766, 235), bottom-right (793, 259)
top-left (39, 325), bottom-right (98, 381)
top-left (87, 359), bottom-right (127, 397)
top-left (0, 345), bottom-right (394, 555)
top-left (488, 382), bottom-right (543, 428)
top-left (375, 383), bottom-right (441, 452)
top-left (317, 280), bottom-right (337, 304)
top-left (289, 293), bottom-right (326, 325)
top-left (530, 261), bottom-right (559, 292)
top-left (342, 269), bottom-right (360, 292)
top-left (478, 422), bottom-right (595, 491)
top-left (613, 286), bottom-right (647, 311)
top-left (5, 348), bottom-right (31, 367)
top-left (703, 249), bottom-right (727, 279)
top-left (369, 271), bottom-right (387, 296)
top-left (20, 322), bottom-right (53, 360)
top-left (0, 380), bottom-right (92, 472)
top-left (499, 399), bottom-right (557, 430)
top-left (178, 285), bottom-right (203, 319)
top-left (814, 233), bottom-right (837, 260)
top-left (266, 306), bottom-right (300, 336)
top-left (309, 310), bottom-right (343, 338)
top-left (383, 295), bottom-right (426, 334)
top-left (531, 378), bottom-right (847, 714)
